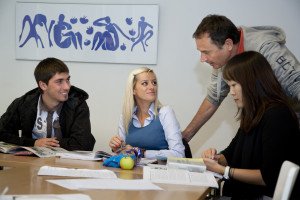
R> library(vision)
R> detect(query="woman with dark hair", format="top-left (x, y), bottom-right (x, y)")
top-left (201, 51), bottom-right (300, 199)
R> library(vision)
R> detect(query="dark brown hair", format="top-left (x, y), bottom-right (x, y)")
top-left (34, 57), bottom-right (69, 85)
top-left (223, 51), bottom-right (296, 132)
top-left (193, 14), bottom-right (240, 48)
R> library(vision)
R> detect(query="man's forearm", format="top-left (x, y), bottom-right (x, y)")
top-left (182, 98), bottom-right (219, 142)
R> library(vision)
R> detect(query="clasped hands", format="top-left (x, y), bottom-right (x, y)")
top-left (202, 148), bottom-right (225, 175)
top-left (34, 137), bottom-right (60, 147)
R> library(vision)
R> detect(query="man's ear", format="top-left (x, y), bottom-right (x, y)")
top-left (224, 38), bottom-right (234, 51)
top-left (38, 81), bottom-right (47, 91)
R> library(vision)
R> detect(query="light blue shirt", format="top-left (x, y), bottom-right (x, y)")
top-left (118, 103), bottom-right (185, 159)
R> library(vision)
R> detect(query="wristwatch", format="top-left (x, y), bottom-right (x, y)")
top-left (223, 166), bottom-right (230, 180)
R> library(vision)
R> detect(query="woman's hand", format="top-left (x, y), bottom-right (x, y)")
top-left (124, 144), bottom-right (133, 151)
top-left (203, 157), bottom-right (225, 175)
top-left (109, 135), bottom-right (124, 152)
top-left (201, 148), bottom-right (227, 174)
top-left (201, 148), bottom-right (218, 160)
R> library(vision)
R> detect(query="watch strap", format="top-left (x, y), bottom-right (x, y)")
top-left (223, 166), bottom-right (230, 180)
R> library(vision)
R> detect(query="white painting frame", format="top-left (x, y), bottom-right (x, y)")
top-left (16, 2), bottom-right (159, 64)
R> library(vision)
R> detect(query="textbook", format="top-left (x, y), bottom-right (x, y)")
top-left (167, 157), bottom-right (207, 173)
top-left (0, 141), bottom-right (68, 158)
top-left (143, 166), bottom-right (218, 188)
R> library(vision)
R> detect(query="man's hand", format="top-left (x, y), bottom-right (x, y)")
top-left (34, 138), bottom-right (60, 147)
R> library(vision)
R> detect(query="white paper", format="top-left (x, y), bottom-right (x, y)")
top-left (137, 158), bottom-right (157, 166)
top-left (143, 166), bottom-right (219, 188)
top-left (38, 166), bottom-right (117, 179)
top-left (56, 151), bottom-right (102, 161)
top-left (47, 178), bottom-right (163, 191)
top-left (206, 170), bottom-right (223, 179)
top-left (0, 194), bottom-right (91, 200)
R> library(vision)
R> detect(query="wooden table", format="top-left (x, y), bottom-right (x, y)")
top-left (0, 153), bottom-right (211, 200)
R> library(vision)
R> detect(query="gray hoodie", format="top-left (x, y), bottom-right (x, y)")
top-left (206, 26), bottom-right (300, 111)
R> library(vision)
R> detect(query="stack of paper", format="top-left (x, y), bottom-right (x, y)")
top-left (38, 166), bottom-right (117, 179)
top-left (56, 151), bottom-right (102, 161)
top-left (1, 194), bottom-right (91, 200)
top-left (47, 179), bottom-right (163, 190)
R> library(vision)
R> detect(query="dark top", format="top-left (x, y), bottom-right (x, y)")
top-left (0, 86), bottom-right (95, 151)
top-left (221, 105), bottom-right (300, 200)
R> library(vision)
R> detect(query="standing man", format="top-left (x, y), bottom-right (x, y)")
top-left (0, 57), bottom-right (95, 151)
top-left (182, 14), bottom-right (300, 142)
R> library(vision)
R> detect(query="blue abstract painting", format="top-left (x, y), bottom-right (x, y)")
top-left (16, 3), bottom-right (159, 64)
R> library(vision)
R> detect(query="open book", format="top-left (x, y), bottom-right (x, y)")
top-left (0, 141), bottom-right (68, 158)
top-left (143, 166), bottom-right (218, 188)
top-left (167, 157), bottom-right (207, 173)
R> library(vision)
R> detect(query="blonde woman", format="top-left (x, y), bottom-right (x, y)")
top-left (109, 67), bottom-right (185, 159)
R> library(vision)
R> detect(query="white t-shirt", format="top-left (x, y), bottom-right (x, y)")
top-left (32, 96), bottom-right (62, 139)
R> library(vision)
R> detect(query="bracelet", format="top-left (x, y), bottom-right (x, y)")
top-left (231, 168), bottom-right (235, 179)
top-left (223, 166), bottom-right (230, 180)
top-left (229, 167), bottom-right (234, 179)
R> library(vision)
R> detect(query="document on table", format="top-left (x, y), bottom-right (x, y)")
top-left (47, 178), bottom-right (163, 191)
top-left (56, 151), bottom-right (102, 161)
top-left (143, 166), bottom-right (219, 188)
top-left (137, 158), bottom-right (157, 166)
top-left (0, 194), bottom-right (91, 200)
top-left (38, 166), bottom-right (117, 179)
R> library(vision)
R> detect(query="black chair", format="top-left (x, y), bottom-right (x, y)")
top-left (182, 139), bottom-right (192, 158)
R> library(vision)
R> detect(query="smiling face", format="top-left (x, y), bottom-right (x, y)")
top-left (196, 33), bottom-right (235, 69)
top-left (133, 71), bottom-right (157, 105)
top-left (39, 72), bottom-right (71, 108)
top-left (227, 80), bottom-right (243, 108)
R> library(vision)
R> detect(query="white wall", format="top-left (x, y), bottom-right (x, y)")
top-left (0, 0), bottom-right (299, 156)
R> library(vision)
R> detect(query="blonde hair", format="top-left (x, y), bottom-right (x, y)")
top-left (122, 67), bottom-right (162, 133)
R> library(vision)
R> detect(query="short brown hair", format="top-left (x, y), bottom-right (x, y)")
top-left (34, 57), bottom-right (69, 85)
top-left (193, 14), bottom-right (240, 48)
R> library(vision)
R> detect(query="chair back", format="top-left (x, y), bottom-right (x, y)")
top-left (272, 160), bottom-right (299, 200)
top-left (182, 139), bottom-right (192, 158)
